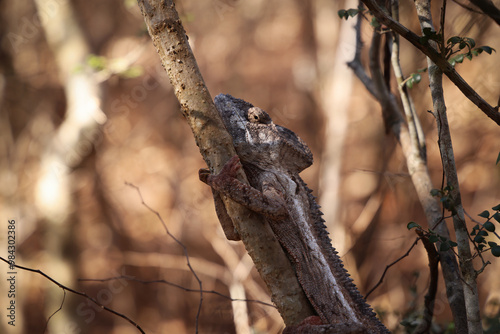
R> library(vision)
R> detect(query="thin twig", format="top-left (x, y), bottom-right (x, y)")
top-left (439, 0), bottom-right (447, 56)
top-left (0, 257), bottom-right (145, 334)
top-left (79, 276), bottom-right (276, 309)
top-left (389, 0), bottom-right (426, 161)
top-left (125, 182), bottom-right (203, 333)
top-left (43, 289), bottom-right (67, 334)
top-left (464, 209), bottom-right (500, 240)
top-left (365, 238), bottom-right (420, 298)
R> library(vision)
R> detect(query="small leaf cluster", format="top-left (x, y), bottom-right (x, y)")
top-left (446, 36), bottom-right (496, 66)
top-left (471, 205), bottom-right (500, 257)
top-left (408, 204), bottom-right (500, 258)
top-left (337, 8), bottom-right (363, 20)
top-left (430, 184), bottom-right (456, 215)
top-left (337, 8), bottom-right (380, 28)
top-left (405, 68), bottom-right (427, 89)
top-left (407, 222), bottom-right (457, 251)
top-left (418, 28), bottom-right (496, 66)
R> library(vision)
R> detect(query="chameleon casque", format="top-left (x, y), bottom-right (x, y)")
top-left (199, 94), bottom-right (388, 333)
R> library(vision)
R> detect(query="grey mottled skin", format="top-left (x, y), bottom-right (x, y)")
top-left (199, 94), bottom-right (389, 333)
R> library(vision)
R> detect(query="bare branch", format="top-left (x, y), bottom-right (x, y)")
top-left (389, 1), bottom-right (426, 161)
top-left (125, 182), bottom-right (204, 332)
top-left (414, 230), bottom-right (439, 334)
top-left (365, 238), bottom-right (420, 298)
top-left (414, 1), bottom-right (482, 332)
top-left (43, 290), bottom-right (67, 334)
top-left (79, 276), bottom-right (277, 309)
top-left (0, 257), bottom-right (145, 334)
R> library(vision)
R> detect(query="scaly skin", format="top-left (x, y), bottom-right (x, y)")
top-left (200, 94), bottom-right (389, 333)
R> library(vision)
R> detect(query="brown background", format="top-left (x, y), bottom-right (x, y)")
top-left (0, 0), bottom-right (499, 333)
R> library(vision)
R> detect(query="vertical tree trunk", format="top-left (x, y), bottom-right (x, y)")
top-left (414, 1), bottom-right (481, 332)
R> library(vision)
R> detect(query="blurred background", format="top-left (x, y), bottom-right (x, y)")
top-left (0, 0), bottom-right (499, 333)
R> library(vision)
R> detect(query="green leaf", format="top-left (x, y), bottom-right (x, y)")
top-left (337, 10), bottom-right (347, 19)
top-left (477, 46), bottom-right (496, 54)
top-left (347, 8), bottom-right (359, 17)
top-left (447, 36), bottom-right (461, 45)
top-left (459, 41), bottom-right (467, 50)
top-left (492, 203), bottom-right (500, 211)
top-left (440, 243), bottom-right (450, 251)
top-left (406, 78), bottom-right (414, 89)
top-left (422, 27), bottom-right (434, 36)
top-left (438, 235), bottom-right (448, 242)
top-left (430, 189), bottom-right (440, 196)
top-left (407, 222), bottom-right (421, 230)
top-left (474, 235), bottom-right (485, 244)
top-left (371, 17), bottom-right (380, 28)
top-left (493, 212), bottom-right (500, 223)
top-left (478, 210), bottom-right (490, 218)
top-left (120, 66), bottom-right (143, 78)
top-left (448, 241), bottom-right (458, 247)
top-left (455, 54), bottom-right (465, 63)
top-left (465, 37), bottom-right (476, 48)
top-left (491, 245), bottom-right (500, 257)
top-left (412, 73), bottom-right (422, 83)
top-left (478, 230), bottom-right (489, 237)
top-left (484, 221), bottom-right (496, 232)
top-left (496, 152), bottom-right (500, 165)
top-left (429, 235), bottom-right (439, 243)
top-left (478, 244), bottom-right (486, 251)
top-left (87, 54), bottom-right (107, 71)
top-left (488, 241), bottom-right (498, 248)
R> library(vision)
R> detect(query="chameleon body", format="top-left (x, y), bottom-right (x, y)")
top-left (199, 94), bottom-right (389, 333)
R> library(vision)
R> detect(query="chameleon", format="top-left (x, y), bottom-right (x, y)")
top-left (199, 94), bottom-right (389, 333)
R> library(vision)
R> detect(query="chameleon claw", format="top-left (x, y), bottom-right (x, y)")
top-left (199, 155), bottom-right (241, 185)
top-left (198, 168), bottom-right (211, 184)
top-left (221, 155), bottom-right (242, 178)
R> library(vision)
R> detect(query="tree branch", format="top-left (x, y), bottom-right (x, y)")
top-left (79, 276), bottom-right (276, 309)
top-left (414, 230), bottom-right (439, 334)
top-left (135, 0), bottom-right (314, 326)
top-left (414, 1), bottom-right (481, 332)
top-left (469, 0), bottom-right (500, 25)
top-left (0, 257), bottom-right (145, 334)
top-left (361, 0), bottom-right (500, 125)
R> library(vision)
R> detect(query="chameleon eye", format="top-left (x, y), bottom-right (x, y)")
top-left (248, 107), bottom-right (272, 124)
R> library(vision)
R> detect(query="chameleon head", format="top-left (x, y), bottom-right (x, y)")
top-left (214, 94), bottom-right (313, 173)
